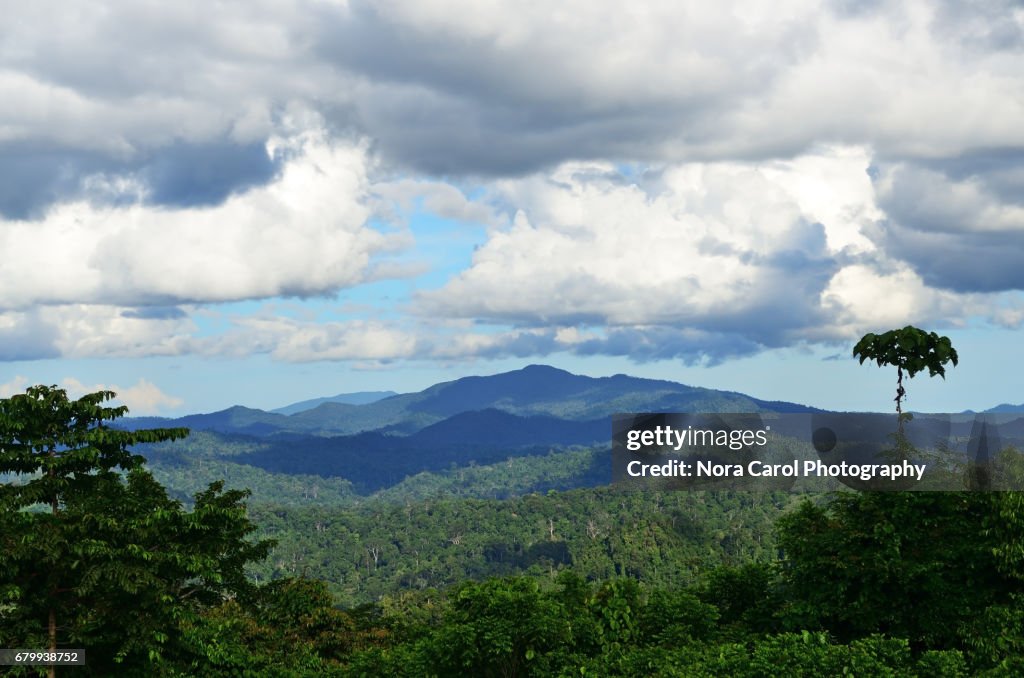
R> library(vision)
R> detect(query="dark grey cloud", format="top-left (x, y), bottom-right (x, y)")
top-left (870, 223), bottom-right (1024, 292)
top-left (344, 76), bottom-right (703, 177)
top-left (0, 1), bottom-right (326, 218)
top-left (869, 158), bottom-right (1024, 292)
top-left (0, 145), bottom-right (112, 220)
top-left (314, 1), bottom-right (809, 175)
top-left (137, 141), bottom-right (280, 208)
top-left (4, 0), bottom-right (1022, 211)
top-left (0, 139), bottom-right (279, 218)
top-left (306, 0), bottom-right (1024, 180)
top-left (929, 0), bottom-right (1024, 52)
top-left (573, 327), bottom-right (764, 365)
top-left (445, 331), bottom-right (562, 360)
top-left (428, 325), bottom-right (766, 365)
top-left (913, 149), bottom-right (1024, 208)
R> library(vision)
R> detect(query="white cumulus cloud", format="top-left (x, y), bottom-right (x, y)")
top-left (60, 377), bottom-right (184, 415)
top-left (0, 375), bottom-right (30, 398)
top-left (417, 146), bottom-right (1020, 362)
top-left (0, 126), bottom-right (406, 310)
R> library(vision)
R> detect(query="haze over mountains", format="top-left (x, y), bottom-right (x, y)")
top-left (270, 391), bottom-right (398, 415)
top-left (124, 364), bottom-right (821, 438)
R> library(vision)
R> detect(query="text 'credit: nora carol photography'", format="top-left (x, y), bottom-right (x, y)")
top-left (613, 412), bottom-right (1024, 492)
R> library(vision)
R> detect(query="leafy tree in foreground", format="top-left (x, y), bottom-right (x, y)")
top-left (0, 385), bottom-right (273, 676)
top-left (852, 326), bottom-right (958, 427)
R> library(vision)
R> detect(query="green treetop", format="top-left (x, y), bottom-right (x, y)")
top-left (852, 326), bottom-right (958, 426)
top-left (0, 385), bottom-right (273, 676)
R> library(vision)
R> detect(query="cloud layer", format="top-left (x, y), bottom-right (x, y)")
top-left (418, 147), bottom-right (1003, 363)
top-left (2, 0), bottom-right (1023, 369)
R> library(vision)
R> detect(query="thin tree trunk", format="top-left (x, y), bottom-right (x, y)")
top-left (49, 447), bottom-right (58, 678)
top-left (895, 366), bottom-right (906, 435)
top-left (48, 607), bottom-right (56, 678)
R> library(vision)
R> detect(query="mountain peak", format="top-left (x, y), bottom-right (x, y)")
top-left (520, 364), bottom-right (570, 374)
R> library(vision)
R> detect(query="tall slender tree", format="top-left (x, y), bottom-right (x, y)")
top-left (852, 326), bottom-right (958, 431)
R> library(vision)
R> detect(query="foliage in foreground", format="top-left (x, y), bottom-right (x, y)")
top-left (5, 385), bottom-right (1024, 675)
top-left (0, 386), bottom-right (274, 675)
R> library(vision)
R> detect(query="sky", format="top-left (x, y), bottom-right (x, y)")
top-left (1, 0), bottom-right (1023, 415)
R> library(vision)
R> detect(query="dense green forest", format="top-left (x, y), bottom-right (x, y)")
top-left (4, 379), bottom-right (1024, 675)
top-left (244, 489), bottom-right (790, 606)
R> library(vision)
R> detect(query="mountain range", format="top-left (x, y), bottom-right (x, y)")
top-left (124, 365), bottom-right (820, 495)
top-left (123, 364), bottom-right (821, 438)
top-left (125, 365), bottom-right (1022, 498)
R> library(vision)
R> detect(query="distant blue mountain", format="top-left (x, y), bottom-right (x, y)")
top-left (121, 364), bottom-right (822, 437)
top-left (984, 403), bottom-right (1024, 413)
top-left (271, 391), bottom-right (398, 415)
